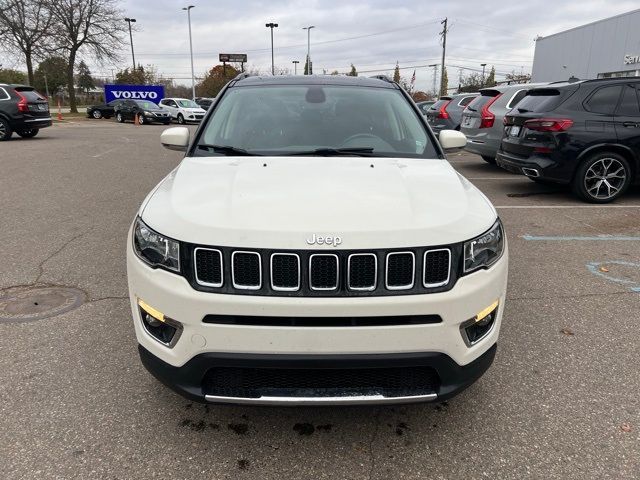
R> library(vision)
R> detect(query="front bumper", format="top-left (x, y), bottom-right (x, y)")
top-left (127, 233), bottom-right (508, 404)
top-left (138, 342), bottom-right (497, 405)
top-left (145, 114), bottom-right (171, 123)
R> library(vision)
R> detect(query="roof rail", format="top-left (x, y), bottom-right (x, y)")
top-left (231, 72), bottom-right (252, 82)
top-left (370, 74), bottom-right (394, 84)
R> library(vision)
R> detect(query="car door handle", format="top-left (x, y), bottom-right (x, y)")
top-left (622, 121), bottom-right (639, 128)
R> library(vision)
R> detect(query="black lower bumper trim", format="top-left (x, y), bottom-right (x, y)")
top-left (138, 343), bottom-right (497, 404)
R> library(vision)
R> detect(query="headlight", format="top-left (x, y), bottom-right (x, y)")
top-left (133, 217), bottom-right (180, 272)
top-left (463, 219), bottom-right (504, 273)
top-left (144, 111), bottom-right (151, 115)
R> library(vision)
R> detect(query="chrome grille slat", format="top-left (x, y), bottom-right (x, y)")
top-left (385, 252), bottom-right (415, 290)
top-left (347, 253), bottom-right (377, 291)
top-left (194, 248), bottom-right (223, 287)
top-left (271, 253), bottom-right (300, 291)
top-left (231, 251), bottom-right (262, 290)
top-left (309, 254), bottom-right (339, 291)
top-left (423, 249), bottom-right (451, 288)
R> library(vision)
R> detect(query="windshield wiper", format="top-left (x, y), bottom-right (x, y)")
top-left (197, 144), bottom-right (262, 156)
top-left (288, 147), bottom-right (376, 157)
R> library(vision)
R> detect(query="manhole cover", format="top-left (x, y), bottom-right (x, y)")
top-left (0, 286), bottom-right (86, 323)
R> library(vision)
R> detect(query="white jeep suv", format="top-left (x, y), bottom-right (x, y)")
top-left (127, 74), bottom-right (508, 405)
top-left (158, 97), bottom-right (207, 124)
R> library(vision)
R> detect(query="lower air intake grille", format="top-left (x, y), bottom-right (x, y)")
top-left (202, 366), bottom-right (440, 399)
top-left (423, 249), bottom-right (451, 287)
top-left (309, 254), bottom-right (338, 290)
top-left (232, 252), bottom-right (261, 289)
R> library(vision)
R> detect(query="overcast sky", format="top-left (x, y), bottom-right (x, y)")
top-left (65, 1), bottom-right (640, 91)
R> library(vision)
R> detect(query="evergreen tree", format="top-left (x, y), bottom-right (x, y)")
top-left (393, 63), bottom-right (400, 83)
top-left (440, 67), bottom-right (448, 97)
top-left (347, 64), bottom-right (357, 77)
top-left (303, 55), bottom-right (313, 75)
top-left (34, 56), bottom-right (68, 96)
top-left (76, 60), bottom-right (95, 93)
top-left (485, 66), bottom-right (496, 87)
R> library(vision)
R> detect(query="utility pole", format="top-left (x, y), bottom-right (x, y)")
top-left (292, 60), bottom-right (299, 75)
top-left (439, 17), bottom-right (448, 96)
top-left (481, 63), bottom-right (487, 86)
top-left (266, 22), bottom-right (279, 75)
top-left (428, 63), bottom-right (438, 97)
top-left (43, 73), bottom-right (50, 99)
top-left (124, 18), bottom-right (137, 70)
top-left (183, 6), bottom-right (196, 100)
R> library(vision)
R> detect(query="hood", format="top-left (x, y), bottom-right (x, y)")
top-left (141, 157), bottom-right (497, 249)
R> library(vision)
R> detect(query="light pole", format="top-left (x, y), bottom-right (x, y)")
top-left (292, 60), bottom-right (299, 75)
top-left (124, 18), bottom-right (137, 70)
top-left (303, 26), bottom-right (315, 75)
top-left (265, 22), bottom-right (278, 75)
top-left (183, 6), bottom-right (196, 100)
top-left (481, 63), bottom-right (487, 85)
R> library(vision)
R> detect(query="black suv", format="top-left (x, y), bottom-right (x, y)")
top-left (114, 99), bottom-right (171, 125)
top-left (497, 78), bottom-right (640, 203)
top-left (0, 84), bottom-right (51, 141)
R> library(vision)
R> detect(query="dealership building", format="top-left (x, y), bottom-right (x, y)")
top-left (531, 9), bottom-right (640, 82)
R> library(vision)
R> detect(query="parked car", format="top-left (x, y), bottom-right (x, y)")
top-left (497, 77), bottom-right (640, 203)
top-left (195, 97), bottom-right (215, 109)
top-left (114, 100), bottom-right (171, 125)
top-left (426, 93), bottom-right (479, 133)
top-left (0, 83), bottom-right (51, 141)
top-left (461, 83), bottom-right (547, 164)
top-left (128, 74), bottom-right (507, 406)
top-left (416, 100), bottom-right (435, 115)
top-left (158, 98), bottom-right (207, 124)
top-left (86, 99), bottom-right (125, 119)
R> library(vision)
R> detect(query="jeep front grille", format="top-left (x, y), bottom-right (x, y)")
top-left (189, 245), bottom-right (456, 297)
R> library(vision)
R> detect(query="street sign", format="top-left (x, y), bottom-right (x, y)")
top-left (219, 53), bottom-right (247, 63)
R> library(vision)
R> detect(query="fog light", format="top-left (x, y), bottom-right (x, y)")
top-left (137, 298), bottom-right (183, 348)
top-left (461, 300), bottom-right (499, 347)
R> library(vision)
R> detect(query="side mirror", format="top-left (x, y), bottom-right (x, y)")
top-left (161, 127), bottom-right (190, 152)
top-left (439, 130), bottom-right (467, 152)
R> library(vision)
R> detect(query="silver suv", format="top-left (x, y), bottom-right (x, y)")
top-left (426, 93), bottom-right (479, 133)
top-left (460, 83), bottom-right (547, 163)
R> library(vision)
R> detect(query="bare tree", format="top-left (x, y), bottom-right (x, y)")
top-left (48, 0), bottom-right (125, 112)
top-left (0, 0), bottom-right (55, 85)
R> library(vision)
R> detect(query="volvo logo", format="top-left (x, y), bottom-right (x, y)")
top-left (306, 234), bottom-right (342, 247)
top-left (111, 91), bottom-right (159, 99)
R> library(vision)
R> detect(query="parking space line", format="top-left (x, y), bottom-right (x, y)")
top-left (522, 234), bottom-right (640, 241)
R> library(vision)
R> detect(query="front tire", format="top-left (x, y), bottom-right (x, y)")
top-left (92, 110), bottom-right (103, 119)
top-left (572, 152), bottom-right (631, 203)
top-left (116, 112), bottom-right (124, 123)
top-left (177, 114), bottom-right (185, 125)
top-left (138, 114), bottom-right (145, 125)
top-left (481, 155), bottom-right (496, 164)
top-left (17, 129), bottom-right (39, 138)
top-left (0, 117), bottom-right (12, 140)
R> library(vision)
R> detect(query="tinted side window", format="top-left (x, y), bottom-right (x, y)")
top-left (506, 90), bottom-right (527, 109)
top-left (0, 88), bottom-right (10, 100)
top-left (459, 96), bottom-right (475, 107)
top-left (617, 85), bottom-right (640, 116)
top-left (584, 85), bottom-right (622, 115)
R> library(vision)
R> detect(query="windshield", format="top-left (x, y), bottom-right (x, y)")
top-left (136, 100), bottom-right (158, 110)
top-left (178, 99), bottom-right (199, 108)
top-left (195, 85), bottom-right (436, 158)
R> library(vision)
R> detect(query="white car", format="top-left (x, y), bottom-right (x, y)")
top-left (158, 98), bottom-right (207, 124)
top-left (127, 75), bottom-right (508, 406)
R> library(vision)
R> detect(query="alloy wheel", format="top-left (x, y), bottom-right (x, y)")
top-left (584, 158), bottom-right (627, 200)
top-left (92, 110), bottom-right (102, 119)
top-left (0, 121), bottom-right (6, 137)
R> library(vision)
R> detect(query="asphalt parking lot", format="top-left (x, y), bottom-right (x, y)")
top-left (1, 120), bottom-right (639, 480)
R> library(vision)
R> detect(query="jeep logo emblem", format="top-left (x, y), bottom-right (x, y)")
top-left (306, 234), bottom-right (342, 247)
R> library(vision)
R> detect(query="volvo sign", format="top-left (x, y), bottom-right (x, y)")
top-left (104, 84), bottom-right (165, 103)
